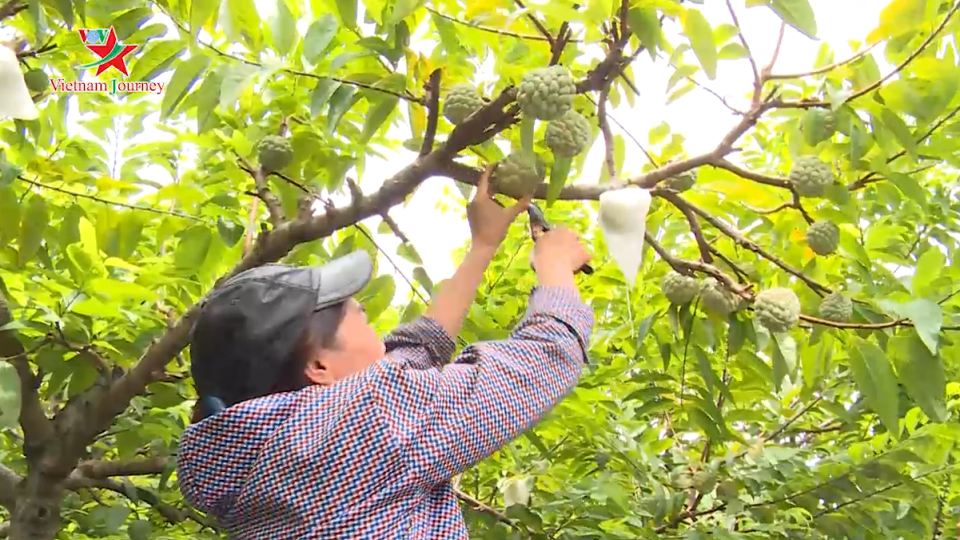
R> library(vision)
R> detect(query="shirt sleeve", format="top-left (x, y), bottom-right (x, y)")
top-left (381, 315), bottom-right (458, 370)
top-left (371, 285), bottom-right (594, 486)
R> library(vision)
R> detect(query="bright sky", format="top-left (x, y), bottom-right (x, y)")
top-left (107, 1), bottom-right (888, 301)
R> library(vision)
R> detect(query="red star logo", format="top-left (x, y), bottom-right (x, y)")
top-left (78, 27), bottom-right (138, 77)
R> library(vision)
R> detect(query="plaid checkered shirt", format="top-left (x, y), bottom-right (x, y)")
top-left (177, 285), bottom-right (594, 539)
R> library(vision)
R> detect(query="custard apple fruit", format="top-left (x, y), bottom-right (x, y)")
top-left (442, 83), bottom-right (484, 125)
top-left (789, 156), bottom-right (835, 197)
top-left (819, 292), bottom-right (852, 322)
top-left (692, 471), bottom-right (717, 493)
top-left (753, 287), bottom-right (801, 333)
top-left (257, 135), bottom-right (293, 173)
top-left (544, 110), bottom-right (591, 157)
top-left (516, 65), bottom-right (576, 121)
top-left (802, 108), bottom-right (837, 144)
top-left (663, 169), bottom-right (697, 192)
top-left (806, 220), bottom-right (840, 256)
top-left (662, 271), bottom-right (699, 304)
top-left (494, 153), bottom-right (546, 196)
top-left (699, 278), bottom-right (742, 315)
top-left (23, 69), bottom-right (49, 93)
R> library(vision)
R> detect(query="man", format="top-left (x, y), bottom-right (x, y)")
top-left (177, 167), bottom-right (596, 538)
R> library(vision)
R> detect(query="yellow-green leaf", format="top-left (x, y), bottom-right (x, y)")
top-left (682, 9), bottom-right (717, 80)
top-left (161, 54), bottom-right (210, 120)
top-left (334, 0), bottom-right (358, 30)
top-left (128, 40), bottom-right (184, 82)
top-left (303, 14), bottom-right (339, 65)
top-left (189, 0), bottom-right (220, 37)
top-left (848, 338), bottom-right (900, 438)
top-left (17, 194), bottom-right (47, 266)
top-left (360, 95), bottom-right (399, 143)
top-left (769, 0), bottom-right (818, 40)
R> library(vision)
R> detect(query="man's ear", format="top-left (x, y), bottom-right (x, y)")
top-left (303, 355), bottom-right (336, 386)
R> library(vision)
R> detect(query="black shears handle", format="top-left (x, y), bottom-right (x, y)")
top-left (525, 202), bottom-right (594, 275)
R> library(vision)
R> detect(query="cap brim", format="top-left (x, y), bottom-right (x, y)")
top-left (314, 250), bottom-right (374, 309)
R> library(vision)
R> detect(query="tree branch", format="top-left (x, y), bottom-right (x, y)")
top-left (0, 464), bottom-right (21, 511)
top-left (16, 176), bottom-right (204, 221)
top-left (419, 69), bottom-right (442, 157)
top-left (0, 291), bottom-right (55, 460)
top-left (779, 0), bottom-right (960, 109)
top-left (66, 475), bottom-right (216, 528)
top-left (768, 42), bottom-right (881, 80)
top-left (659, 191), bottom-right (834, 296)
top-left (0, 0), bottom-right (25, 21)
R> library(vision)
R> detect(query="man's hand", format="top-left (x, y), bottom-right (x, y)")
top-left (467, 165), bottom-right (531, 251)
top-left (532, 227), bottom-right (593, 290)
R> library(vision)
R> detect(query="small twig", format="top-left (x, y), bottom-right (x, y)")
top-left (597, 85), bottom-right (617, 178)
top-left (17, 176), bottom-right (204, 221)
top-left (419, 69), bottom-right (442, 157)
top-left (513, 0), bottom-right (555, 45)
top-left (760, 22), bottom-right (786, 78)
top-left (724, 0), bottom-right (760, 100)
top-left (768, 42), bottom-right (881, 80)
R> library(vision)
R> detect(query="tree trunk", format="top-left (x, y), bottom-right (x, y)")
top-left (9, 473), bottom-right (62, 540)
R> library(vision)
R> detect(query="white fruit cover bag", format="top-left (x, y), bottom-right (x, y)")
top-left (597, 186), bottom-right (652, 285)
top-left (0, 45), bottom-right (39, 120)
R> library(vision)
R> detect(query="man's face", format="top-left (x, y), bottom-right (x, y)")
top-left (303, 299), bottom-right (386, 385)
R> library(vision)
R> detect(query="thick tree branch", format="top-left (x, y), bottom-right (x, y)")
top-left (0, 291), bottom-right (54, 459)
top-left (0, 0), bottom-right (25, 21)
top-left (0, 464), bottom-right (21, 511)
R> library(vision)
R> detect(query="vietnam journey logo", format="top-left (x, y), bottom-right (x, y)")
top-left (48, 26), bottom-right (166, 95)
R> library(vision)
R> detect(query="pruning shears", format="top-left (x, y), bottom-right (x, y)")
top-left (525, 202), bottom-right (594, 275)
top-left (484, 165), bottom-right (594, 275)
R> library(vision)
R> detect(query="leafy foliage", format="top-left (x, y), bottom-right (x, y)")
top-left (1, 0), bottom-right (960, 539)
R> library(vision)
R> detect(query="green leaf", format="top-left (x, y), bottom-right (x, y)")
top-left (899, 299), bottom-right (942, 355)
top-left (546, 156), bottom-right (572, 207)
top-left (174, 226), bottom-right (213, 270)
top-left (847, 338), bottom-right (900, 438)
top-left (682, 9), bottom-right (717, 80)
top-left (161, 54), bottom-right (210, 120)
top-left (880, 109), bottom-right (918, 160)
top-left (190, 0), bottom-right (220, 36)
top-left (52, 0), bottom-right (73, 28)
top-left (771, 333), bottom-right (796, 392)
top-left (219, 63), bottom-right (259, 109)
top-left (769, 0), bottom-right (817, 39)
top-left (913, 248), bottom-right (944, 297)
top-left (310, 78), bottom-right (340, 118)
top-left (217, 218), bottom-right (243, 247)
top-left (0, 362), bottom-right (21, 430)
top-left (128, 40), bottom-right (184, 82)
top-left (268, 0), bottom-right (298, 57)
top-left (303, 14), bottom-right (339, 64)
top-left (357, 274), bottom-right (396, 321)
top-left (334, 0), bottom-right (357, 30)
top-left (413, 266), bottom-right (433, 295)
top-left (886, 172), bottom-right (926, 205)
top-left (360, 95), bottom-right (399, 143)
top-left (892, 331), bottom-right (947, 422)
top-left (326, 85), bottom-right (357, 134)
top-left (17, 194), bottom-right (47, 266)
top-left (217, 0), bottom-right (261, 47)
top-left (627, 7), bottom-right (662, 58)
top-left (0, 186), bottom-right (20, 245)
